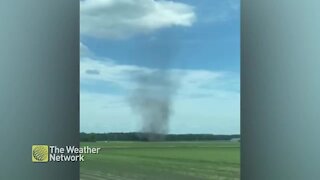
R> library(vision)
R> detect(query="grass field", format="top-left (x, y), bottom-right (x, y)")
top-left (80, 141), bottom-right (240, 180)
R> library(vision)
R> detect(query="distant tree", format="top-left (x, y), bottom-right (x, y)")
top-left (80, 132), bottom-right (96, 142)
top-left (80, 132), bottom-right (240, 142)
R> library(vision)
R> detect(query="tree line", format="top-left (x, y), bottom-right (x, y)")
top-left (80, 132), bottom-right (240, 142)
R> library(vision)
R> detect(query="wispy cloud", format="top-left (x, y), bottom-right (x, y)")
top-left (80, 0), bottom-right (196, 39)
top-left (199, 0), bottom-right (240, 24)
top-left (80, 42), bottom-right (92, 57)
top-left (80, 57), bottom-right (239, 99)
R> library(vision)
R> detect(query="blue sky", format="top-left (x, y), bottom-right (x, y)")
top-left (80, 0), bottom-right (240, 134)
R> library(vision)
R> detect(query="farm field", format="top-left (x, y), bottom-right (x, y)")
top-left (80, 141), bottom-right (240, 180)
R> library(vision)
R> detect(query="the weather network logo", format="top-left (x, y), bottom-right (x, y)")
top-left (32, 145), bottom-right (49, 162)
top-left (32, 144), bottom-right (100, 163)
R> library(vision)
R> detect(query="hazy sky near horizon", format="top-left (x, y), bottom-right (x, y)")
top-left (80, 0), bottom-right (240, 134)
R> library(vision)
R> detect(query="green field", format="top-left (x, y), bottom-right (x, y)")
top-left (80, 141), bottom-right (240, 180)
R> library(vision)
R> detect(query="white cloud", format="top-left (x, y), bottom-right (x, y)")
top-left (80, 57), bottom-right (239, 98)
top-left (80, 0), bottom-right (196, 39)
top-left (80, 58), bottom-right (240, 134)
top-left (80, 57), bottom-right (152, 89)
top-left (80, 42), bottom-right (92, 57)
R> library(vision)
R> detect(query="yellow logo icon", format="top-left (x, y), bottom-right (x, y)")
top-left (32, 145), bottom-right (49, 162)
